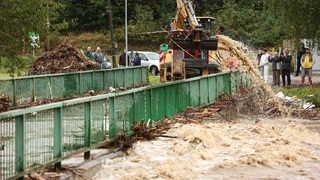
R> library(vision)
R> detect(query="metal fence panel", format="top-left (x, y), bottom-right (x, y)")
top-left (190, 80), bottom-right (200, 107)
top-left (145, 89), bottom-right (152, 121)
top-left (179, 82), bottom-right (190, 110)
top-left (51, 76), bottom-right (65, 98)
top-left (0, 69), bottom-right (256, 179)
top-left (0, 67), bottom-right (147, 106)
top-left (0, 80), bottom-right (14, 105)
top-left (25, 110), bottom-right (55, 168)
top-left (208, 76), bottom-right (217, 101)
top-left (34, 77), bottom-right (49, 101)
top-left (200, 78), bottom-right (209, 104)
top-left (15, 78), bottom-right (34, 105)
top-left (141, 68), bottom-right (147, 85)
top-left (0, 117), bottom-right (15, 179)
top-left (115, 69), bottom-right (124, 88)
top-left (90, 100), bottom-right (106, 144)
top-left (151, 87), bottom-right (166, 121)
top-left (62, 103), bottom-right (85, 156)
top-left (64, 74), bottom-right (79, 98)
top-left (115, 94), bottom-right (134, 133)
top-left (133, 68), bottom-right (141, 86)
top-left (93, 71), bottom-right (104, 91)
top-left (124, 69), bottom-right (134, 87)
top-left (166, 85), bottom-right (179, 117)
top-left (224, 74), bottom-right (231, 95)
top-left (80, 72), bottom-right (92, 94)
top-left (133, 91), bottom-right (146, 124)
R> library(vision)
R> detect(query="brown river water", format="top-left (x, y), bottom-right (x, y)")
top-left (93, 118), bottom-right (320, 180)
top-left (94, 35), bottom-right (320, 179)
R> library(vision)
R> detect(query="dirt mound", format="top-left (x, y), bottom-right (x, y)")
top-left (28, 44), bottom-right (100, 75)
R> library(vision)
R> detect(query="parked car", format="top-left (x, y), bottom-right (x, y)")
top-left (128, 51), bottom-right (160, 75)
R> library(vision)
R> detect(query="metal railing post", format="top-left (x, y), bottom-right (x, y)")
top-left (53, 107), bottom-right (62, 169)
top-left (109, 97), bottom-right (116, 138)
top-left (15, 115), bottom-right (25, 180)
top-left (84, 102), bottom-right (91, 159)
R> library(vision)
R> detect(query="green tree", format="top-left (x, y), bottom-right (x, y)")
top-left (267, 0), bottom-right (320, 51)
top-left (0, 0), bottom-right (47, 76)
top-left (216, 0), bottom-right (281, 48)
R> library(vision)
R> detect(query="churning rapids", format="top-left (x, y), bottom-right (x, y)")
top-left (93, 119), bottom-right (320, 180)
top-left (93, 35), bottom-right (320, 179)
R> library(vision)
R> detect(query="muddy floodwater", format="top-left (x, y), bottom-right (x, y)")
top-left (93, 118), bottom-right (320, 180)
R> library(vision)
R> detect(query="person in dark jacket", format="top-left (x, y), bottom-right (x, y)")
top-left (281, 50), bottom-right (292, 86)
top-left (131, 52), bottom-right (141, 66)
top-left (118, 50), bottom-right (130, 67)
top-left (257, 48), bottom-right (263, 65)
top-left (84, 47), bottom-right (94, 59)
top-left (268, 52), bottom-right (281, 85)
top-left (295, 43), bottom-right (306, 77)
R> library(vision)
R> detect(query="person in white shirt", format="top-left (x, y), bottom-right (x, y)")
top-left (259, 48), bottom-right (270, 83)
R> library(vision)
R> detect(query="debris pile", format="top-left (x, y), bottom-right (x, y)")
top-left (0, 94), bottom-right (11, 113)
top-left (28, 44), bottom-right (100, 75)
top-left (26, 165), bottom-right (88, 180)
top-left (235, 85), bottom-right (319, 119)
top-left (115, 100), bottom-right (236, 154)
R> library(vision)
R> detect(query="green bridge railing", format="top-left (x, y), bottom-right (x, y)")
top-left (0, 67), bottom-right (263, 180)
top-left (0, 66), bottom-right (147, 106)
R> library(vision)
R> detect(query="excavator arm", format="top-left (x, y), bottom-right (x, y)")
top-left (174, 0), bottom-right (199, 30)
top-left (170, 0), bottom-right (218, 50)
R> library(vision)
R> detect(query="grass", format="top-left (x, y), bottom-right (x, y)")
top-left (0, 67), bottom-right (28, 78)
top-left (149, 75), bottom-right (160, 85)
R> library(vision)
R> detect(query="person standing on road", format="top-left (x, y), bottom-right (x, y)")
top-left (84, 47), bottom-right (94, 59)
top-left (295, 43), bottom-right (306, 77)
top-left (300, 48), bottom-right (316, 86)
top-left (259, 48), bottom-right (270, 83)
top-left (118, 50), bottom-right (130, 68)
top-left (269, 52), bottom-right (281, 85)
top-left (281, 50), bottom-right (292, 86)
top-left (131, 52), bottom-right (141, 66)
top-left (94, 47), bottom-right (104, 67)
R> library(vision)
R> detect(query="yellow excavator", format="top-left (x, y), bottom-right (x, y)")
top-left (159, 0), bottom-right (224, 82)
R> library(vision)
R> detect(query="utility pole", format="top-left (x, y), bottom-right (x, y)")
top-left (108, 0), bottom-right (116, 68)
top-left (125, 0), bottom-right (128, 67)
top-left (46, 0), bottom-right (50, 51)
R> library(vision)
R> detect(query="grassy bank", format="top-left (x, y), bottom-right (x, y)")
top-left (272, 85), bottom-right (320, 107)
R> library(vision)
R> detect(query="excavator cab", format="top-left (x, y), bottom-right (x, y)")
top-left (160, 0), bottom-right (222, 82)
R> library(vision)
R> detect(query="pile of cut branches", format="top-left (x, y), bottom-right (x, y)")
top-left (0, 94), bottom-right (11, 113)
top-left (28, 44), bottom-right (100, 75)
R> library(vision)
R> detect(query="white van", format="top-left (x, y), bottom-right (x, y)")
top-left (128, 51), bottom-right (160, 75)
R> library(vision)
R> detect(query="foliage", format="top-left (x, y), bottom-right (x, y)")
top-left (113, 4), bottom-right (166, 50)
top-left (216, 0), bottom-right (282, 48)
top-left (267, 0), bottom-right (320, 52)
top-left (0, 0), bottom-right (47, 76)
